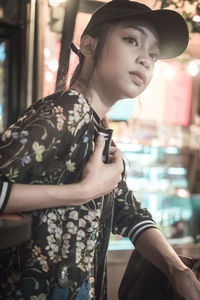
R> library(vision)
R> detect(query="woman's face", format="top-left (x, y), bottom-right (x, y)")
top-left (91, 20), bottom-right (160, 102)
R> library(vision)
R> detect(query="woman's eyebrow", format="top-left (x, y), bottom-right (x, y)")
top-left (123, 24), bottom-right (160, 49)
top-left (123, 24), bottom-right (147, 36)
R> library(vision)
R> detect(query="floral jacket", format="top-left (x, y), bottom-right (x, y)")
top-left (0, 90), bottom-right (157, 299)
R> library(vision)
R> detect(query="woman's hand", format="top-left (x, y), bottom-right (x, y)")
top-left (3, 135), bottom-right (124, 212)
top-left (80, 135), bottom-right (124, 201)
top-left (135, 228), bottom-right (200, 300)
top-left (171, 267), bottom-right (200, 300)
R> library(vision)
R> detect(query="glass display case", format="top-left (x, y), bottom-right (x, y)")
top-left (109, 143), bottom-right (194, 250)
top-left (0, 40), bottom-right (8, 132)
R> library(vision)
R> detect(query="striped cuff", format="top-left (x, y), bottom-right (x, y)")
top-left (128, 220), bottom-right (157, 244)
top-left (0, 181), bottom-right (12, 213)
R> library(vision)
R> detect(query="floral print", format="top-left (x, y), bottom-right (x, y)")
top-left (67, 91), bottom-right (91, 136)
top-left (66, 160), bottom-right (76, 172)
top-left (53, 105), bottom-right (66, 131)
top-left (0, 90), bottom-right (154, 299)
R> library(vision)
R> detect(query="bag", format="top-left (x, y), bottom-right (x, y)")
top-left (118, 250), bottom-right (193, 300)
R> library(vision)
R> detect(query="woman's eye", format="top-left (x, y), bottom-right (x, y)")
top-left (149, 53), bottom-right (158, 62)
top-left (124, 37), bottom-right (138, 46)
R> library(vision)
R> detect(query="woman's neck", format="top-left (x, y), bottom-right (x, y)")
top-left (71, 80), bottom-right (112, 121)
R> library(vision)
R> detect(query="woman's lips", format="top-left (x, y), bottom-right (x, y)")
top-left (129, 71), bottom-right (146, 86)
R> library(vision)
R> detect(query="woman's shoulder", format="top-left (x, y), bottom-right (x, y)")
top-left (43, 89), bottom-right (90, 108)
top-left (41, 89), bottom-right (93, 136)
top-left (26, 88), bottom-right (91, 118)
top-left (32, 89), bottom-right (91, 118)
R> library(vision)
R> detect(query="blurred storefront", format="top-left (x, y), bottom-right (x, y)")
top-left (0, 0), bottom-right (28, 130)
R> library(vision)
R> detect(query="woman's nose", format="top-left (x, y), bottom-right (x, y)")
top-left (135, 55), bottom-right (150, 69)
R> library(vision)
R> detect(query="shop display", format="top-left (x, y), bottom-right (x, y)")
top-left (109, 142), bottom-right (194, 250)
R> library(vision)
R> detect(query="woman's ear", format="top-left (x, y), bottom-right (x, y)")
top-left (80, 35), bottom-right (98, 57)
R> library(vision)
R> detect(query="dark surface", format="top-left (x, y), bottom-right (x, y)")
top-left (0, 214), bottom-right (32, 249)
top-left (118, 250), bottom-right (193, 300)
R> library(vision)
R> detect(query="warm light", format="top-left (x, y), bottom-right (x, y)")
top-left (49, 0), bottom-right (66, 7)
top-left (45, 71), bottom-right (54, 82)
top-left (44, 48), bottom-right (51, 59)
top-left (169, 138), bottom-right (177, 145)
top-left (48, 59), bottom-right (59, 72)
top-left (188, 61), bottom-right (199, 76)
top-left (193, 15), bottom-right (200, 22)
top-left (151, 138), bottom-right (162, 147)
top-left (153, 63), bottom-right (160, 79)
top-left (164, 64), bottom-right (175, 80)
top-left (140, 88), bottom-right (150, 99)
top-left (176, 189), bottom-right (190, 198)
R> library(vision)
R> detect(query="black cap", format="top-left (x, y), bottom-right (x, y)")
top-left (81, 0), bottom-right (189, 60)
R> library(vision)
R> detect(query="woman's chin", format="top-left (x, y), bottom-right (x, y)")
top-left (120, 85), bottom-right (146, 99)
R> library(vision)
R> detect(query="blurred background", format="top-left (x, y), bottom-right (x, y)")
top-left (0, 0), bottom-right (200, 299)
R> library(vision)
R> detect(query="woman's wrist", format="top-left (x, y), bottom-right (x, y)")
top-left (77, 180), bottom-right (95, 204)
top-left (162, 254), bottom-right (191, 281)
top-left (46, 183), bottom-right (86, 207)
top-left (168, 263), bottom-right (190, 279)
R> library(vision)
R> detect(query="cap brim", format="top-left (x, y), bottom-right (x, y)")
top-left (140, 9), bottom-right (189, 59)
top-left (82, 8), bottom-right (189, 60)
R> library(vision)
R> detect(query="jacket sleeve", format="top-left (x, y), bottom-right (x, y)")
top-left (0, 90), bottom-right (93, 211)
top-left (112, 178), bottom-right (158, 245)
top-left (0, 180), bottom-right (12, 213)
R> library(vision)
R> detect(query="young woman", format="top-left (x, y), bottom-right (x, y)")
top-left (0, 1), bottom-right (200, 299)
